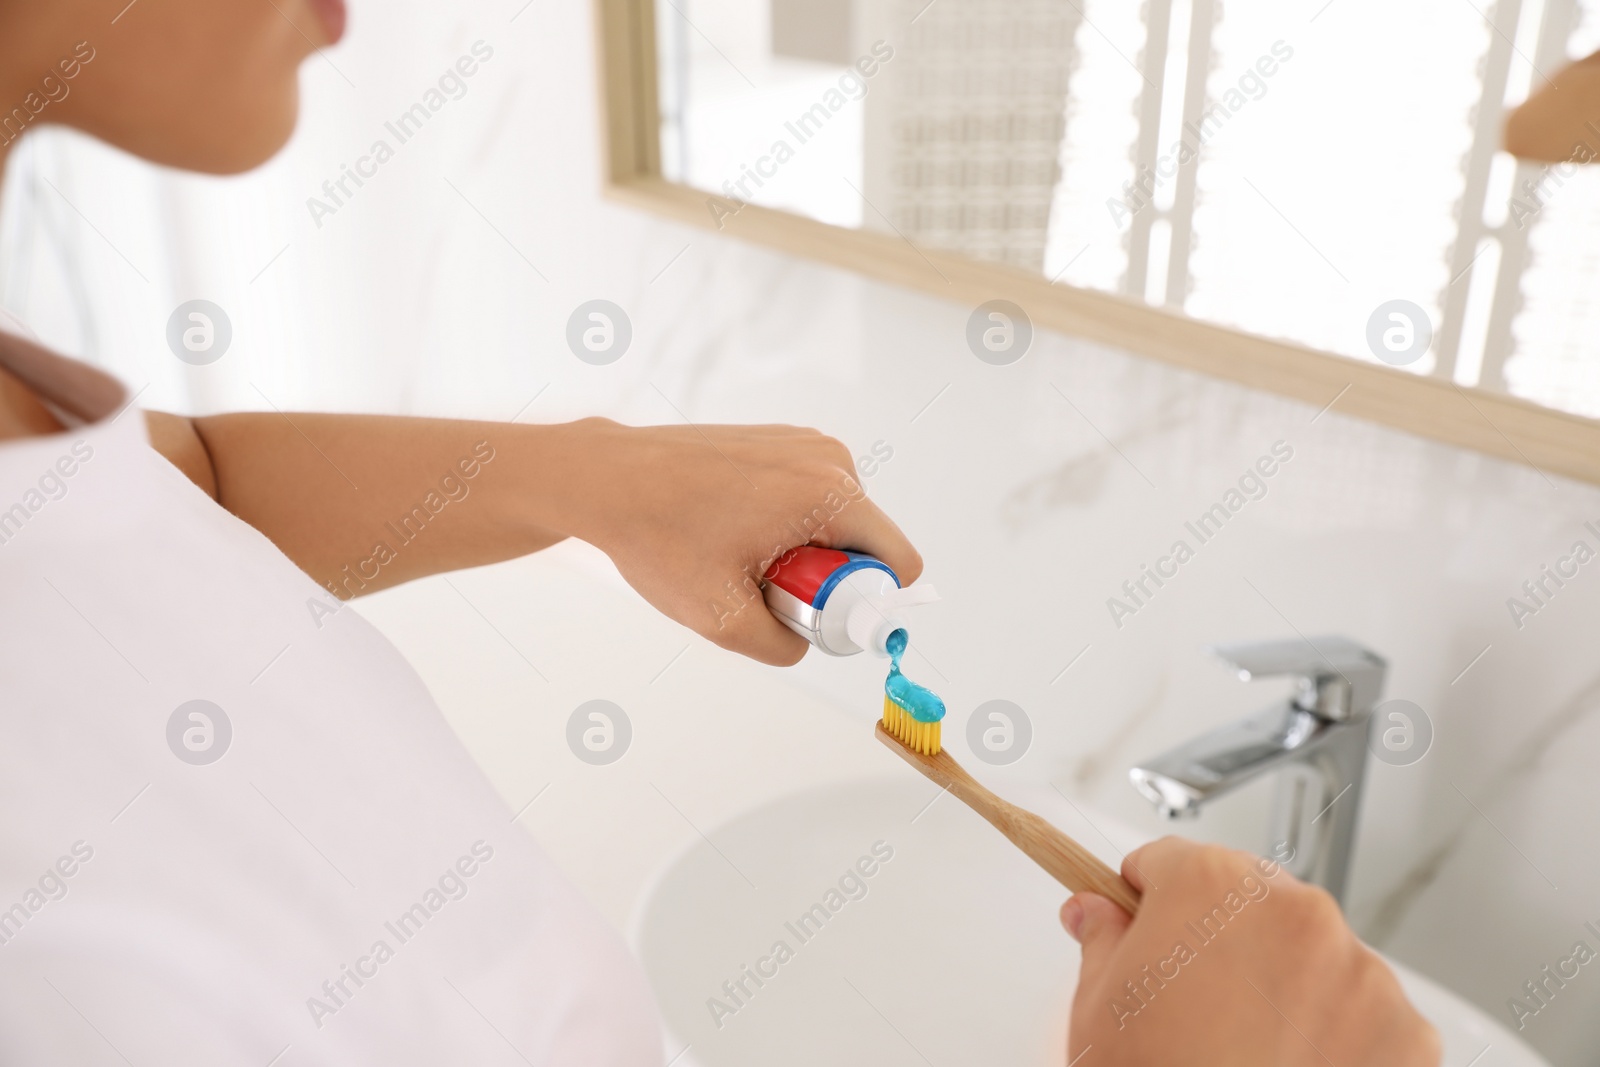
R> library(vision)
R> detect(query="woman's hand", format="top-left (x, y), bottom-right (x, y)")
top-left (1061, 837), bottom-right (1440, 1067)
top-left (543, 419), bottom-right (922, 665)
top-left (1504, 49), bottom-right (1600, 163)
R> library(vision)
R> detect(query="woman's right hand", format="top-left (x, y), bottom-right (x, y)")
top-left (1061, 836), bottom-right (1441, 1066)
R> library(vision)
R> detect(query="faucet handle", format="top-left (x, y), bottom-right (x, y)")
top-left (1208, 636), bottom-right (1386, 722)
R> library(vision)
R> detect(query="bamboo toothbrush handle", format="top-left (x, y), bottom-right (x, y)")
top-left (875, 723), bottom-right (1141, 915)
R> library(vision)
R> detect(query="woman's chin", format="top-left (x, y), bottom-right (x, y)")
top-left (137, 92), bottom-right (301, 175)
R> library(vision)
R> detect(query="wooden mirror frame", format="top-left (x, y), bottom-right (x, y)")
top-left (593, 0), bottom-right (1600, 486)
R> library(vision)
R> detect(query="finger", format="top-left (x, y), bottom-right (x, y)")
top-left (707, 586), bottom-right (812, 666)
top-left (1120, 848), bottom-right (1163, 894)
top-left (1060, 896), bottom-right (1086, 938)
top-left (815, 495), bottom-right (924, 586)
top-left (1061, 893), bottom-right (1131, 944)
top-left (1062, 893), bottom-right (1133, 984)
top-left (1121, 835), bottom-right (1201, 891)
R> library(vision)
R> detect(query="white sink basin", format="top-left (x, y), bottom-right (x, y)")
top-left (630, 776), bottom-right (1547, 1067)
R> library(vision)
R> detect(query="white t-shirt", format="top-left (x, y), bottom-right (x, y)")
top-left (0, 331), bottom-right (662, 1066)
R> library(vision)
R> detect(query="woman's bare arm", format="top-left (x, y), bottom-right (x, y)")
top-left (142, 410), bottom-right (922, 666)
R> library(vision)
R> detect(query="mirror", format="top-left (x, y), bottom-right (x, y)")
top-left (649, 0), bottom-right (1600, 422)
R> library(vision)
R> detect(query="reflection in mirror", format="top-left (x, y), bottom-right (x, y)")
top-left (655, 0), bottom-right (1600, 418)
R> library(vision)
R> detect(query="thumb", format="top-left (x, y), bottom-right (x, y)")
top-left (1061, 893), bottom-right (1132, 979)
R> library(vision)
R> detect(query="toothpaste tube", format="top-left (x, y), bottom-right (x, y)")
top-left (762, 545), bottom-right (938, 657)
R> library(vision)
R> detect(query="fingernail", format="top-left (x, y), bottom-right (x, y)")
top-left (1061, 897), bottom-right (1084, 940)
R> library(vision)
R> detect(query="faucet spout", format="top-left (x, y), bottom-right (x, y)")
top-left (1128, 637), bottom-right (1387, 905)
top-left (1130, 703), bottom-right (1335, 812)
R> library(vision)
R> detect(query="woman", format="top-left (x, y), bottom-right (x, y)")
top-left (0, 1), bottom-right (1436, 1063)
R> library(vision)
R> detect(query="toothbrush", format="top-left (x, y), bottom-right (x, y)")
top-left (763, 546), bottom-right (1141, 915)
top-left (874, 722), bottom-right (1142, 915)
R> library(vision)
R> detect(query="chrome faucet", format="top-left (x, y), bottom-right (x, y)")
top-left (1128, 637), bottom-right (1387, 905)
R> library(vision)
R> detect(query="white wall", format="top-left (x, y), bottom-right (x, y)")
top-left (5, 1), bottom-right (1600, 1062)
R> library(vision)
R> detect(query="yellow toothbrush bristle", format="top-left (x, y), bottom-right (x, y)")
top-left (882, 694), bottom-right (942, 755)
